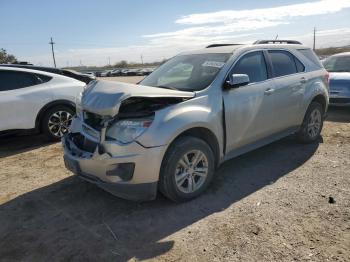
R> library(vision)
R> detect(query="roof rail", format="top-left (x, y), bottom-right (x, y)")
top-left (206, 44), bottom-right (242, 48)
top-left (253, 40), bottom-right (302, 45)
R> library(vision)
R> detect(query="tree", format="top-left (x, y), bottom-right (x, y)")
top-left (0, 48), bottom-right (17, 64)
top-left (114, 60), bottom-right (128, 68)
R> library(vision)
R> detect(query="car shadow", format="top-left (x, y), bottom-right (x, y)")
top-left (0, 134), bottom-right (54, 158)
top-left (326, 106), bottom-right (350, 123)
top-left (0, 135), bottom-right (320, 261)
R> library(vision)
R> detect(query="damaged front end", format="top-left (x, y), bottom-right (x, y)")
top-left (62, 80), bottom-right (194, 200)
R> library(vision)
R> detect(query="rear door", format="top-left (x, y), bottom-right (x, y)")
top-left (223, 50), bottom-right (277, 153)
top-left (0, 69), bottom-right (52, 131)
top-left (267, 50), bottom-right (306, 131)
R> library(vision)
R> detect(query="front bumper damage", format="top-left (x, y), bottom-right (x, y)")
top-left (62, 121), bottom-right (165, 201)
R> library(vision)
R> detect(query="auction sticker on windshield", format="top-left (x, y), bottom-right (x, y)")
top-left (202, 61), bottom-right (225, 68)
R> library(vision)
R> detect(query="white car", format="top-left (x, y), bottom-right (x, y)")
top-left (0, 66), bottom-right (86, 140)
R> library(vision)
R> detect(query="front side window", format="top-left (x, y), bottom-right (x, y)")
top-left (232, 51), bottom-right (268, 83)
top-left (140, 53), bottom-right (231, 91)
top-left (0, 70), bottom-right (38, 91)
top-left (323, 56), bottom-right (350, 72)
top-left (269, 50), bottom-right (298, 77)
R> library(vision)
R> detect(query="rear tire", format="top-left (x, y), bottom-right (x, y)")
top-left (159, 136), bottom-right (215, 202)
top-left (297, 102), bottom-right (324, 143)
top-left (41, 105), bottom-right (74, 141)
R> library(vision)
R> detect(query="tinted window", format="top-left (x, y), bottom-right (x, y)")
top-left (269, 50), bottom-right (297, 77)
top-left (0, 70), bottom-right (38, 91)
top-left (232, 51), bottom-right (268, 83)
top-left (298, 49), bottom-right (323, 68)
top-left (35, 74), bottom-right (52, 83)
top-left (295, 57), bottom-right (305, 72)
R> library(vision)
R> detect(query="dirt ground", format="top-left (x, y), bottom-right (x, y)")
top-left (0, 76), bottom-right (349, 261)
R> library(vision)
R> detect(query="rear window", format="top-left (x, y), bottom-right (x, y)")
top-left (298, 49), bottom-right (323, 68)
top-left (269, 50), bottom-right (297, 77)
top-left (323, 55), bottom-right (350, 72)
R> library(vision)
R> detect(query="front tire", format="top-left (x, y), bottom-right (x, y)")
top-left (297, 102), bottom-right (324, 143)
top-left (159, 136), bottom-right (215, 202)
top-left (41, 105), bottom-right (74, 141)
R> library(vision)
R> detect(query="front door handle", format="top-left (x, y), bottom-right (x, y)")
top-left (300, 77), bottom-right (307, 84)
top-left (264, 88), bottom-right (275, 95)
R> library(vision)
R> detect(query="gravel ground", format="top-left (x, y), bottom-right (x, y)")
top-left (0, 77), bottom-right (349, 261)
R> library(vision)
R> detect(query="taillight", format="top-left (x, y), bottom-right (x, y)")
top-left (325, 71), bottom-right (330, 84)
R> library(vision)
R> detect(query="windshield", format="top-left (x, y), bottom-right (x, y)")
top-left (140, 53), bottom-right (231, 91)
top-left (323, 55), bottom-right (350, 72)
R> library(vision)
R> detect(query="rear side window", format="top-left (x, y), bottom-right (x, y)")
top-left (0, 70), bottom-right (38, 91)
top-left (298, 49), bottom-right (323, 68)
top-left (232, 51), bottom-right (268, 83)
top-left (35, 74), bottom-right (52, 83)
top-left (295, 57), bottom-right (305, 72)
top-left (268, 50), bottom-right (297, 77)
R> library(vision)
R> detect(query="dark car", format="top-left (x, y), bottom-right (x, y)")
top-left (0, 64), bottom-right (95, 84)
top-left (110, 69), bottom-right (122, 76)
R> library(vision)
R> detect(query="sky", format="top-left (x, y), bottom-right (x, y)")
top-left (1, 0), bottom-right (350, 67)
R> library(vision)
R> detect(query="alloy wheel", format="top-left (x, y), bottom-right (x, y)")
top-left (307, 108), bottom-right (322, 138)
top-left (175, 150), bottom-right (209, 194)
top-left (48, 110), bottom-right (73, 138)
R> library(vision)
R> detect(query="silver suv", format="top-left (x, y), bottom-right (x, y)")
top-left (63, 40), bottom-right (329, 202)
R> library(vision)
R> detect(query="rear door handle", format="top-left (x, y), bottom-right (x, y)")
top-left (264, 88), bottom-right (275, 95)
top-left (300, 77), bottom-right (307, 84)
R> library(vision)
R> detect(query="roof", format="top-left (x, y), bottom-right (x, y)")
top-left (179, 43), bottom-right (310, 56)
top-left (0, 64), bottom-right (93, 84)
top-left (0, 64), bottom-right (63, 74)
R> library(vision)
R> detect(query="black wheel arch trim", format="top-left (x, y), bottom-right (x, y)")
top-left (35, 100), bottom-right (76, 131)
top-left (309, 94), bottom-right (328, 116)
top-left (167, 127), bottom-right (221, 169)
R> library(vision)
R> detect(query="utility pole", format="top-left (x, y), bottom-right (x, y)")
top-left (49, 37), bottom-right (56, 68)
top-left (140, 54), bottom-right (144, 65)
top-left (275, 34), bottom-right (278, 40)
top-left (108, 56), bottom-right (111, 66)
top-left (313, 27), bottom-right (316, 51)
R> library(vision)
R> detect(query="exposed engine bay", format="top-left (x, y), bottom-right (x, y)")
top-left (118, 97), bottom-right (186, 118)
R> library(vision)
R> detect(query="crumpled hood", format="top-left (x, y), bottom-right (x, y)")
top-left (81, 80), bottom-right (195, 117)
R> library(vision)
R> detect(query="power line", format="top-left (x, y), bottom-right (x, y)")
top-left (49, 37), bottom-right (56, 68)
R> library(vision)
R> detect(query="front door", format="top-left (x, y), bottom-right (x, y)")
top-left (223, 51), bottom-right (277, 154)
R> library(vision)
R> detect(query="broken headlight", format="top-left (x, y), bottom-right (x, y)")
top-left (106, 118), bottom-right (153, 144)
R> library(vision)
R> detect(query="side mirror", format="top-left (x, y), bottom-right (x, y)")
top-left (224, 74), bottom-right (250, 89)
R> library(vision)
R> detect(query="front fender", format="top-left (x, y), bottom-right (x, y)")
top-left (137, 95), bottom-right (224, 152)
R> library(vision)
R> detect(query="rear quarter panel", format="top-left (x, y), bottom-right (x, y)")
top-left (299, 68), bottom-right (329, 123)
